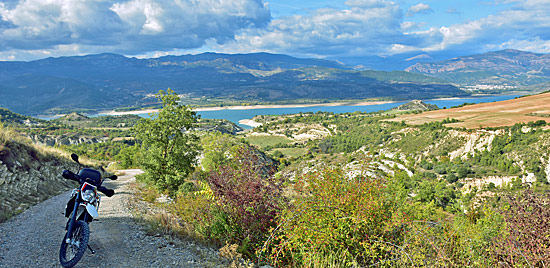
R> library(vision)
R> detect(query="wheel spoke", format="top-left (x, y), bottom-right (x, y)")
top-left (60, 220), bottom-right (89, 267)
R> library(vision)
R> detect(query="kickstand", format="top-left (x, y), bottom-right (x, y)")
top-left (87, 244), bottom-right (96, 254)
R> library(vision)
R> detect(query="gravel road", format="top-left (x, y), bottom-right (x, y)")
top-left (0, 169), bottom-right (225, 268)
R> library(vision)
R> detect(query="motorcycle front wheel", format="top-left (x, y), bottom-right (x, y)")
top-left (59, 220), bottom-right (89, 268)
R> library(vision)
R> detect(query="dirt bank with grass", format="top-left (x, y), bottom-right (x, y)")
top-left (0, 169), bottom-right (227, 268)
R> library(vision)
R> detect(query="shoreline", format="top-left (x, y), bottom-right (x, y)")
top-left (238, 119), bottom-right (262, 128)
top-left (44, 94), bottom-right (521, 119)
top-left (97, 101), bottom-right (396, 116)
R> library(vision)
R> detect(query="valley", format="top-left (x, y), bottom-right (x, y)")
top-left (2, 90), bottom-right (549, 266)
top-left (1, 51), bottom-right (550, 267)
top-left (2, 0), bottom-right (550, 266)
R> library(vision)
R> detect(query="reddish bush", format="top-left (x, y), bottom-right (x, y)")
top-left (492, 190), bottom-right (550, 267)
top-left (207, 147), bottom-right (285, 256)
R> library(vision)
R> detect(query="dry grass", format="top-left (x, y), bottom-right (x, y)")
top-left (390, 92), bottom-right (550, 129)
top-left (0, 123), bottom-right (97, 166)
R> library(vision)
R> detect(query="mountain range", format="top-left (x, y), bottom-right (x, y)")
top-left (0, 52), bottom-right (463, 115)
top-left (1, 49), bottom-right (549, 116)
top-left (406, 49), bottom-right (550, 87)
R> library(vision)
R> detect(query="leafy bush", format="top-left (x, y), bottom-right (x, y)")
top-left (397, 206), bottom-right (504, 267)
top-left (115, 144), bottom-right (141, 168)
top-left (263, 166), bottom-right (407, 267)
top-left (205, 147), bottom-right (285, 258)
top-left (446, 174), bottom-right (458, 183)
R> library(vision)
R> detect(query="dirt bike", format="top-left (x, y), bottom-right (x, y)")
top-left (59, 153), bottom-right (117, 268)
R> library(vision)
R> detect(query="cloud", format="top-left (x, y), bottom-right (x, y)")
top-left (0, 0), bottom-right (270, 58)
top-left (406, 3), bottom-right (433, 17)
top-left (1, 0), bottom-right (550, 61)
top-left (485, 37), bottom-right (550, 53)
top-left (399, 0), bottom-right (550, 55)
top-left (215, 0), bottom-right (406, 58)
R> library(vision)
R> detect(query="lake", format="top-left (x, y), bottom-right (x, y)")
top-left (194, 95), bottom-right (520, 129)
top-left (83, 94), bottom-right (520, 129)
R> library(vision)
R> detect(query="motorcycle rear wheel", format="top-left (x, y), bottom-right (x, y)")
top-left (59, 220), bottom-right (89, 268)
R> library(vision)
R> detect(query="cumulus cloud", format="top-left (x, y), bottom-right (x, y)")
top-left (1, 0), bottom-right (550, 61)
top-left (406, 3), bottom-right (433, 17)
top-left (0, 0), bottom-right (270, 58)
top-left (409, 0), bottom-right (550, 53)
top-left (216, 0), bottom-right (406, 58)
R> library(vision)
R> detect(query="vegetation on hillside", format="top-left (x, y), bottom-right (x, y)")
top-left (2, 90), bottom-right (550, 266)
top-left (126, 101), bottom-right (550, 266)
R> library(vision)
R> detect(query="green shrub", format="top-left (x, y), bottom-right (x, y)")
top-left (263, 166), bottom-right (407, 267)
top-left (446, 174), bottom-right (458, 183)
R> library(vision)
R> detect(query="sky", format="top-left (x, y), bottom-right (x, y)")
top-left (0, 0), bottom-right (549, 62)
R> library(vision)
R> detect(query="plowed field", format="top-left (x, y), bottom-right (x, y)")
top-left (391, 92), bottom-right (550, 129)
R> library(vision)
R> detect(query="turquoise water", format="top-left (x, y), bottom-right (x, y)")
top-left (194, 95), bottom-right (520, 129)
top-left (86, 95), bottom-right (520, 129)
top-left (196, 95), bottom-right (520, 129)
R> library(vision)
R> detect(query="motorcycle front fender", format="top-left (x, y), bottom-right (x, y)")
top-left (85, 203), bottom-right (99, 218)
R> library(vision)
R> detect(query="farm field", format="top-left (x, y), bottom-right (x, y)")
top-left (273, 147), bottom-right (308, 158)
top-left (391, 92), bottom-right (550, 128)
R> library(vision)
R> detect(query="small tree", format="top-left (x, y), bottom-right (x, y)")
top-left (133, 89), bottom-right (200, 193)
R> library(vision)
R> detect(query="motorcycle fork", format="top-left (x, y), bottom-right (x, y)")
top-left (66, 197), bottom-right (80, 239)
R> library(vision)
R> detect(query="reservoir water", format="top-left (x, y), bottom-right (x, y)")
top-left (195, 95), bottom-right (520, 129)
top-left (83, 94), bottom-right (520, 129)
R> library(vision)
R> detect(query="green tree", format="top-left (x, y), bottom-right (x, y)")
top-left (133, 89), bottom-right (200, 193)
top-left (115, 145), bottom-right (141, 168)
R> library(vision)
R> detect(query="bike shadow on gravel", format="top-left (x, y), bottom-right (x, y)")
top-left (64, 215), bottom-right (144, 267)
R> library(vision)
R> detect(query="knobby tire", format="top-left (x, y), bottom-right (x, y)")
top-left (59, 220), bottom-right (89, 268)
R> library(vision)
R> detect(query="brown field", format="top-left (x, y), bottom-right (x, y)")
top-left (390, 92), bottom-right (550, 129)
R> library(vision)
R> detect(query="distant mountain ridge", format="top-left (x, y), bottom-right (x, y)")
top-left (0, 52), bottom-right (464, 115)
top-left (405, 49), bottom-right (550, 87)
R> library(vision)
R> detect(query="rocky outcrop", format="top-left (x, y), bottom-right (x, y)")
top-left (28, 134), bottom-right (109, 146)
top-left (392, 100), bottom-right (439, 112)
top-left (462, 173), bottom-right (537, 193)
top-left (448, 129), bottom-right (503, 160)
top-left (195, 119), bottom-right (244, 135)
top-left (0, 140), bottom-right (79, 222)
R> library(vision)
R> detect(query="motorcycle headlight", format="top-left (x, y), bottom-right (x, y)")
top-left (82, 189), bottom-right (96, 203)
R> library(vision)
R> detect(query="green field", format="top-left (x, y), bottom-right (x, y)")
top-left (272, 147), bottom-right (308, 158)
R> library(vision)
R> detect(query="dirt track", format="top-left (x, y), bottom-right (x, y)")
top-left (0, 169), bottom-right (224, 268)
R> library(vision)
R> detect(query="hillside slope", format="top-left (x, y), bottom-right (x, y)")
top-left (0, 126), bottom-right (79, 222)
top-left (406, 49), bottom-right (550, 87)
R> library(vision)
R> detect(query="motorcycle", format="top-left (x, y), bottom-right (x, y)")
top-left (59, 153), bottom-right (117, 268)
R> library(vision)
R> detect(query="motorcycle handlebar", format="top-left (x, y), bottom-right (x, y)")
top-left (98, 186), bottom-right (115, 197)
top-left (62, 170), bottom-right (115, 197)
top-left (62, 170), bottom-right (79, 182)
